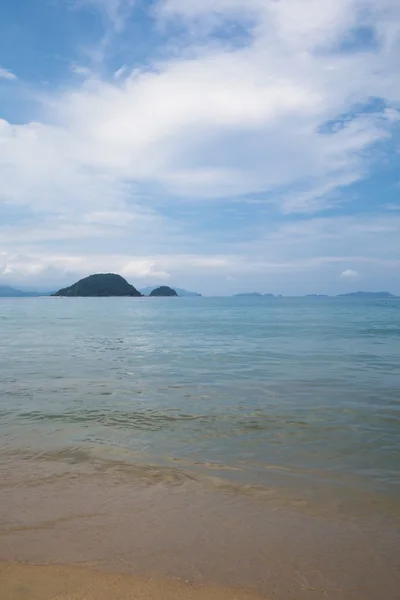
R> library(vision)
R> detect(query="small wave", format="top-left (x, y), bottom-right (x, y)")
top-left (17, 408), bottom-right (218, 431)
top-left (3, 445), bottom-right (400, 520)
top-left (4, 446), bottom-right (200, 487)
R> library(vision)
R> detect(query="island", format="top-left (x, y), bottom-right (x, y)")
top-left (234, 292), bottom-right (275, 297)
top-left (337, 291), bottom-right (395, 298)
top-left (52, 274), bottom-right (142, 297)
top-left (140, 286), bottom-right (201, 297)
top-left (306, 294), bottom-right (329, 298)
top-left (234, 292), bottom-right (263, 297)
top-left (149, 286), bottom-right (178, 297)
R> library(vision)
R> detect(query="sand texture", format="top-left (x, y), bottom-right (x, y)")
top-left (1, 563), bottom-right (263, 600)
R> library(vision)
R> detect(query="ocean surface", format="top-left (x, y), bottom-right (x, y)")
top-left (1, 296), bottom-right (400, 599)
top-left (1, 295), bottom-right (399, 512)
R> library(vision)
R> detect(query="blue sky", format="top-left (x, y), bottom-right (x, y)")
top-left (0, 0), bottom-right (400, 295)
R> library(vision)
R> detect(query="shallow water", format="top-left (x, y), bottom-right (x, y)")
top-left (1, 296), bottom-right (399, 512)
top-left (1, 296), bottom-right (400, 598)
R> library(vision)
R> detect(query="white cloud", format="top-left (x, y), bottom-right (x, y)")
top-left (1, 212), bottom-right (399, 293)
top-left (0, 67), bottom-right (17, 81)
top-left (1, 0), bottom-right (400, 214)
top-left (341, 269), bottom-right (359, 278)
top-left (78, 0), bottom-right (136, 30)
top-left (121, 260), bottom-right (171, 280)
top-left (280, 174), bottom-right (360, 214)
top-left (386, 202), bottom-right (400, 211)
top-left (1, 0), bottom-right (400, 292)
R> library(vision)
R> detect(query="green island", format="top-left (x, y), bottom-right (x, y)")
top-left (52, 274), bottom-right (143, 297)
top-left (51, 274), bottom-right (180, 297)
top-left (149, 286), bottom-right (178, 297)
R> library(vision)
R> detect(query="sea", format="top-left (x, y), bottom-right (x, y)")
top-left (1, 296), bottom-right (399, 598)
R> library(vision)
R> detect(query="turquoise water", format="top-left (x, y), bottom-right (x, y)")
top-left (1, 296), bottom-right (399, 512)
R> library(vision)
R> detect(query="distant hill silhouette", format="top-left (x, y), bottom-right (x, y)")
top-left (234, 292), bottom-right (275, 297)
top-left (234, 292), bottom-right (263, 297)
top-left (337, 291), bottom-right (395, 298)
top-left (149, 286), bottom-right (178, 297)
top-left (0, 285), bottom-right (42, 297)
top-left (52, 274), bottom-right (142, 297)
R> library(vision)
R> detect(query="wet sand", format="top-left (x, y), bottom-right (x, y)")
top-left (1, 563), bottom-right (263, 600)
top-left (1, 456), bottom-right (400, 599)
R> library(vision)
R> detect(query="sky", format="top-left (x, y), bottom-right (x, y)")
top-left (0, 0), bottom-right (400, 295)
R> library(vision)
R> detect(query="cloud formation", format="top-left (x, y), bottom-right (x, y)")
top-left (79, 0), bottom-right (136, 30)
top-left (0, 0), bottom-right (400, 292)
top-left (341, 269), bottom-right (359, 278)
top-left (0, 67), bottom-right (17, 81)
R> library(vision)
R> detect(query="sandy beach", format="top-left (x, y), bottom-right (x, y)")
top-left (1, 563), bottom-right (265, 600)
top-left (1, 453), bottom-right (400, 600)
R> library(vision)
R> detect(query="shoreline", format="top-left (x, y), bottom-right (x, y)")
top-left (1, 445), bottom-right (399, 521)
top-left (1, 461), bottom-right (400, 599)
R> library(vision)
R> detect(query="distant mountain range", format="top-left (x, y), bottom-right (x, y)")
top-left (0, 285), bottom-right (43, 297)
top-left (140, 286), bottom-right (201, 297)
top-left (234, 292), bottom-right (275, 297)
top-left (337, 291), bottom-right (395, 298)
top-left (233, 291), bottom-right (397, 298)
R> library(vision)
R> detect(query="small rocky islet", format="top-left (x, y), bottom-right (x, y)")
top-left (52, 274), bottom-right (179, 297)
top-left (149, 286), bottom-right (178, 297)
